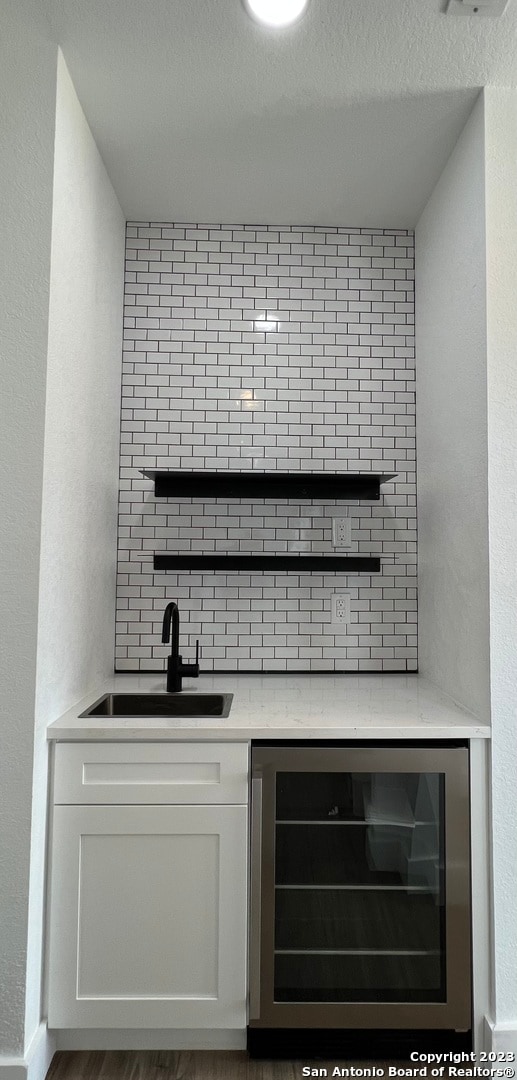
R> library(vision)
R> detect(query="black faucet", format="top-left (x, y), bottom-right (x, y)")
top-left (162, 602), bottom-right (200, 692)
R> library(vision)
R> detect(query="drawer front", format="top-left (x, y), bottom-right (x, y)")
top-left (53, 742), bottom-right (249, 805)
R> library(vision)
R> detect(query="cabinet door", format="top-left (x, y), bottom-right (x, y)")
top-left (47, 804), bottom-right (247, 1029)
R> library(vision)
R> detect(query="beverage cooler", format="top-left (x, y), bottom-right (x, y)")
top-left (248, 743), bottom-right (471, 1058)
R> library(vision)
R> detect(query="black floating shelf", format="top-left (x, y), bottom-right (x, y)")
top-left (154, 554), bottom-right (381, 573)
top-left (142, 470), bottom-right (396, 501)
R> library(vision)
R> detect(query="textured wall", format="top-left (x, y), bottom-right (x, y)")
top-left (0, 0), bottom-right (56, 1060)
top-left (117, 222), bottom-right (417, 672)
top-left (484, 86), bottom-right (517, 1040)
top-left (26, 52), bottom-right (125, 1048)
top-left (415, 95), bottom-right (490, 720)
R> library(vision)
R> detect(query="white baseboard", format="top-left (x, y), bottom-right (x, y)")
top-left (54, 1029), bottom-right (246, 1051)
top-left (0, 1064), bottom-right (26, 1080)
top-left (0, 1025), bottom-right (55, 1080)
top-left (484, 1017), bottom-right (517, 1055)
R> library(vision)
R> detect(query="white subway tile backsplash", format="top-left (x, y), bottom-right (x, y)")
top-left (116, 222), bottom-right (416, 672)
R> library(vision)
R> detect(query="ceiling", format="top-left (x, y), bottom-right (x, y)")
top-left (44, 0), bottom-right (517, 226)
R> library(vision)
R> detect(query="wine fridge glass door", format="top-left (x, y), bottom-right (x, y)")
top-left (250, 746), bottom-right (471, 1031)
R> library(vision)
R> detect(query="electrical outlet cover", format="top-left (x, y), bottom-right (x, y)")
top-left (331, 592), bottom-right (351, 626)
top-left (332, 516), bottom-right (353, 549)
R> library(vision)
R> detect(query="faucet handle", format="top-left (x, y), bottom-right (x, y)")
top-left (180, 639), bottom-right (200, 681)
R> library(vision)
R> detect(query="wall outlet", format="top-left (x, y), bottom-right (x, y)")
top-left (332, 515), bottom-right (353, 549)
top-left (331, 592), bottom-right (351, 627)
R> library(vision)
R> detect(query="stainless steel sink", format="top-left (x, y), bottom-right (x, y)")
top-left (79, 693), bottom-right (233, 718)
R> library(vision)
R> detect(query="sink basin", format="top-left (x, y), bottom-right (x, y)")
top-left (79, 693), bottom-right (233, 718)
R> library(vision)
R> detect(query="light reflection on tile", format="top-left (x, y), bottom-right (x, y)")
top-left (254, 312), bottom-right (283, 333)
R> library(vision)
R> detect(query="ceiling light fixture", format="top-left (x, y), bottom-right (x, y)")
top-left (243, 0), bottom-right (309, 28)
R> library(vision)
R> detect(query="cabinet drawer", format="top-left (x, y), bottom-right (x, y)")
top-left (53, 742), bottom-right (248, 805)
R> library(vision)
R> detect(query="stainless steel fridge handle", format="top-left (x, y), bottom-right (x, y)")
top-left (249, 773), bottom-right (263, 1021)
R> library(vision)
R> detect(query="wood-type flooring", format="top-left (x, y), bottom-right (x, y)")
top-left (46, 1050), bottom-right (419, 1080)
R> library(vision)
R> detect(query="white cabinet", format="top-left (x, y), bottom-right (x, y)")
top-left (47, 742), bottom-right (248, 1030)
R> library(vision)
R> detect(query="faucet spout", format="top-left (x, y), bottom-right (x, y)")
top-left (161, 601), bottom-right (200, 692)
top-left (162, 602), bottom-right (180, 661)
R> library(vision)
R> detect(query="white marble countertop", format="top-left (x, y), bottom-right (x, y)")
top-left (47, 672), bottom-right (490, 741)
